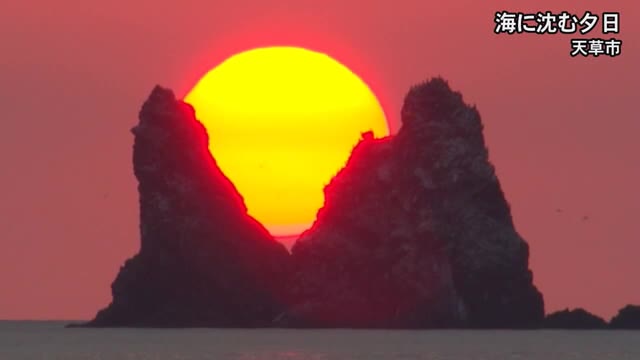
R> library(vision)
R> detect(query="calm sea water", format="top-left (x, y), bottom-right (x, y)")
top-left (1, 321), bottom-right (639, 360)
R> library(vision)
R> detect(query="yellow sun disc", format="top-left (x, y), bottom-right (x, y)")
top-left (184, 47), bottom-right (389, 237)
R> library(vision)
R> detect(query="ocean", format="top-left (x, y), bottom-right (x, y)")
top-left (1, 321), bottom-right (638, 360)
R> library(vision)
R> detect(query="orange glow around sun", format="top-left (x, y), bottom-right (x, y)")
top-left (184, 47), bottom-right (389, 236)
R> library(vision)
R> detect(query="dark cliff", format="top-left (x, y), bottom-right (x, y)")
top-left (85, 86), bottom-right (291, 327)
top-left (282, 78), bottom-right (545, 328)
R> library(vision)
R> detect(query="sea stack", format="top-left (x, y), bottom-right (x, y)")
top-left (85, 86), bottom-right (291, 327)
top-left (282, 78), bottom-right (545, 328)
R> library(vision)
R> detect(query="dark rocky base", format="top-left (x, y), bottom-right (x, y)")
top-left (70, 305), bottom-right (640, 329)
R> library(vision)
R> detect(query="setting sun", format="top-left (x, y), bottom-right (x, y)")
top-left (184, 47), bottom-right (389, 236)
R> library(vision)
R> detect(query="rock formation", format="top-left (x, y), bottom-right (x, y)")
top-left (85, 86), bottom-right (291, 327)
top-left (544, 308), bottom-right (607, 329)
top-left (281, 78), bottom-right (544, 328)
top-left (610, 305), bottom-right (640, 329)
top-left (80, 78), bottom-right (548, 329)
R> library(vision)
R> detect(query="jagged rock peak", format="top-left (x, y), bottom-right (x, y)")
top-left (401, 78), bottom-right (482, 138)
top-left (283, 77), bottom-right (544, 328)
top-left (84, 85), bottom-right (290, 327)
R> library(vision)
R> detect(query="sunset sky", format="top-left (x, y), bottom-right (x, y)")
top-left (183, 47), bottom-right (389, 236)
top-left (1, 0), bottom-right (638, 320)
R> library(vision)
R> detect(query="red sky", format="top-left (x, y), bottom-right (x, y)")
top-left (1, 0), bottom-right (638, 320)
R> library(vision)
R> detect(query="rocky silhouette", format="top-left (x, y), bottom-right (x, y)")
top-left (80, 78), bottom-right (550, 329)
top-left (544, 308), bottom-right (607, 329)
top-left (281, 78), bottom-right (545, 328)
top-left (610, 305), bottom-right (640, 329)
top-left (83, 87), bottom-right (291, 327)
